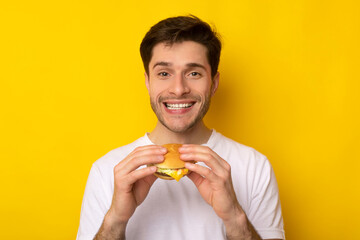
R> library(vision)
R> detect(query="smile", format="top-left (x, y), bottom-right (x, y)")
top-left (164, 102), bottom-right (195, 110)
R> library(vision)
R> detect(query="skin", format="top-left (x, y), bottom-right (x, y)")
top-left (145, 41), bottom-right (218, 144)
top-left (95, 145), bottom-right (167, 239)
top-left (95, 41), bottom-right (282, 240)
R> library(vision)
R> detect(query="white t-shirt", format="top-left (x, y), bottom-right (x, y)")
top-left (77, 130), bottom-right (285, 240)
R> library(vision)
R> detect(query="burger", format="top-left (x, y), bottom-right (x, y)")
top-left (150, 143), bottom-right (195, 181)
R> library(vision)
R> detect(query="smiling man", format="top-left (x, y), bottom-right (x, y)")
top-left (146, 41), bottom-right (217, 141)
top-left (77, 16), bottom-right (285, 240)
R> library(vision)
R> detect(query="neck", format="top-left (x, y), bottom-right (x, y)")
top-left (148, 121), bottom-right (212, 145)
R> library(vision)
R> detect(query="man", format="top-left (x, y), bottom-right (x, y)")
top-left (77, 16), bottom-right (285, 240)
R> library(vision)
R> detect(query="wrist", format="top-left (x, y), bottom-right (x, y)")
top-left (223, 206), bottom-right (261, 240)
top-left (94, 210), bottom-right (127, 240)
top-left (223, 206), bottom-right (245, 238)
top-left (105, 208), bottom-right (129, 226)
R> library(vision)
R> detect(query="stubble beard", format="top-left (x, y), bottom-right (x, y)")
top-left (150, 93), bottom-right (211, 134)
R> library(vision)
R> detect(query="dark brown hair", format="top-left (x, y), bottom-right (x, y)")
top-left (140, 15), bottom-right (222, 78)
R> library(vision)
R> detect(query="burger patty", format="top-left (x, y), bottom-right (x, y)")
top-left (155, 172), bottom-right (171, 177)
top-left (156, 168), bottom-right (189, 181)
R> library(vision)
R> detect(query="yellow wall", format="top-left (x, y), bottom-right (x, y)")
top-left (1, 0), bottom-right (359, 239)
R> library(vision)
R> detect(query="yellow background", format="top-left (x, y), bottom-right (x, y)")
top-left (1, 0), bottom-right (359, 239)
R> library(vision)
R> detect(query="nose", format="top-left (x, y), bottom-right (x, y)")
top-left (168, 74), bottom-right (190, 96)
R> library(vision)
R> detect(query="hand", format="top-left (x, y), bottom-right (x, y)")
top-left (179, 145), bottom-right (242, 222)
top-left (107, 145), bottom-right (167, 224)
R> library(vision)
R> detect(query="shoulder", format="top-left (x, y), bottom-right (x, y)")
top-left (211, 130), bottom-right (268, 166)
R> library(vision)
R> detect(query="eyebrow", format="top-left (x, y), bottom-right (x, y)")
top-left (186, 62), bottom-right (206, 70)
top-left (152, 61), bottom-right (206, 70)
top-left (152, 61), bottom-right (171, 69)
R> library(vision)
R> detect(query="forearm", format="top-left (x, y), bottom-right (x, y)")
top-left (94, 212), bottom-right (127, 240)
top-left (224, 207), bottom-right (262, 240)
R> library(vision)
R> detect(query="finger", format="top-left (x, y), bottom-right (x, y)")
top-left (122, 145), bottom-right (166, 165)
top-left (186, 170), bottom-right (205, 188)
top-left (180, 144), bottom-right (228, 168)
top-left (181, 151), bottom-right (229, 178)
top-left (142, 172), bottom-right (158, 187)
top-left (181, 151), bottom-right (221, 169)
top-left (132, 174), bottom-right (158, 206)
top-left (180, 145), bottom-right (231, 177)
top-left (117, 153), bottom-right (164, 176)
top-left (119, 165), bottom-right (158, 186)
top-left (185, 162), bottom-right (219, 182)
top-left (116, 146), bottom-right (167, 174)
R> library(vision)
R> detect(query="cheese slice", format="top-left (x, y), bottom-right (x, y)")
top-left (157, 168), bottom-right (189, 181)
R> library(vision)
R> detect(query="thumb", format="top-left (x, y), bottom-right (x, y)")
top-left (186, 171), bottom-right (204, 188)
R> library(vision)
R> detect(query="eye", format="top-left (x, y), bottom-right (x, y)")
top-left (188, 72), bottom-right (201, 78)
top-left (158, 72), bottom-right (170, 77)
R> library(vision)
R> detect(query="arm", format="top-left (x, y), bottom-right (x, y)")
top-left (179, 145), bottom-right (274, 240)
top-left (223, 209), bottom-right (281, 240)
top-left (223, 207), bottom-right (261, 240)
top-left (94, 213), bottom-right (127, 240)
top-left (94, 145), bottom-right (167, 240)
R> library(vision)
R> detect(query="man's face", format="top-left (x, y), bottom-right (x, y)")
top-left (145, 41), bottom-right (219, 133)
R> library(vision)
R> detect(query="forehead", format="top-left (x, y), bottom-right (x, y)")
top-left (149, 41), bottom-right (210, 69)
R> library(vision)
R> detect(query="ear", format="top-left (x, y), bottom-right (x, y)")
top-left (211, 72), bottom-right (220, 97)
top-left (145, 72), bottom-right (150, 93)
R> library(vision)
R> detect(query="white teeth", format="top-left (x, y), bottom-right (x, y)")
top-left (166, 103), bottom-right (194, 109)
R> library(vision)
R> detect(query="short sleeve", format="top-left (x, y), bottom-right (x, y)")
top-left (76, 164), bottom-right (111, 240)
top-left (248, 157), bottom-right (285, 239)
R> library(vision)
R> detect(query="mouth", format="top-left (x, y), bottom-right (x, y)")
top-left (164, 102), bottom-right (195, 110)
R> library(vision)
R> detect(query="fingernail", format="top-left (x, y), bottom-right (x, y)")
top-left (184, 162), bottom-right (193, 168)
top-left (179, 146), bottom-right (187, 151)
